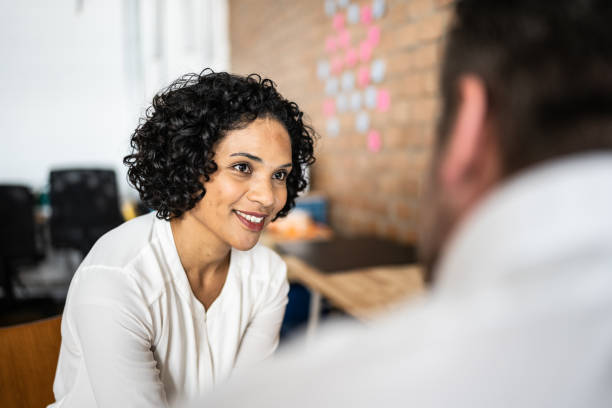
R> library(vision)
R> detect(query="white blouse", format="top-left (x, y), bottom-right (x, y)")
top-left (49, 213), bottom-right (289, 407)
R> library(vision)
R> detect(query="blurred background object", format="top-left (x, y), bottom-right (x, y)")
top-left (0, 185), bottom-right (60, 326)
top-left (264, 192), bottom-right (332, 243)
top-left (49, 168), bottom-right (123, 258)
top-left (0, 315), bottom-right (62, 408)
top-left (1, 0), bottom-right (453, 338)
top-left (0, 185), bottom-right (46, 302)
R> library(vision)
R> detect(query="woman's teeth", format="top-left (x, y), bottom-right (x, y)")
top-left (235, 210), bottom-right (264, 224)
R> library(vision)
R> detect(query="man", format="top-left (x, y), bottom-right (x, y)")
top-left (204, 1), bottom-right (612, 406)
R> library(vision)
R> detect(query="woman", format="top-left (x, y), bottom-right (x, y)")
top-left (49, 70), bottom-right (316, 407)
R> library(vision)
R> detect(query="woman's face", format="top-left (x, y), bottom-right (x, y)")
top-left (189, 117), bottom-right (292, 251)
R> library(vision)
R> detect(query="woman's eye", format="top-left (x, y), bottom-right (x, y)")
top-left (273, 171), bottom-right (288, 181)
top-left (232, 163), bottom-right (251, 174)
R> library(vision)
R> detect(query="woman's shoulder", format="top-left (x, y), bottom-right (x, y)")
top-left (70, 213), bottom-right (171, 305)
top-left (81, 212), bottom-right (159, 270)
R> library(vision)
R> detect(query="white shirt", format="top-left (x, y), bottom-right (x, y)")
top-left (49, 213), bottom-right (289, 408)
top-left (204, 153), bottom-right (612, 408)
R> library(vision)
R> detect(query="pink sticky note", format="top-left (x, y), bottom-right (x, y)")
top-left (357, 66), bottom-right (370, 88)
top-left (333, 13), bottom-right (345, 31)
top-left (323, 99), bottom-right (336, 117)
top-left (344, 47), bottom-right (358, 68)
top-left (377, 89), bottom-right (391, 112)
top-left (361, 5), bottom-right (373, 25)
top-left (331, 56), bottom-right (344, 74)
top-left (325, 36), bottom-right (337, 53)
top-left (337, 29), bottom-right (351, 49)
top-left (368, 130), bottom-right (381, 152)
top-left (368, 25), bottom-right (381, 47)
top-left (359, 40), bottom-right (373, 62)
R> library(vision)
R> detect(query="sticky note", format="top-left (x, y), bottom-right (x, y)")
top-left (323, 99), bottom-right (336, 117)
top-left (357, 66), bottom-right (371, 88)
top-left (368, 25), bottom-right (381, 47)
top-left (331, 56), bottom-right (344, 74)
top-left (377, 89), bottom-right (391, 112)
top-left (317, 60), bottom-right (330, 80)
top-left (327, 117), bottom-right (340, 137)
top-left (372, 0), bottom-right (387, 19)
top-left (350, 91), bottom-right (362, 111)
top-left (367, 130), bottom-right (382, 152)
top-left (347, 4), bottom-right (360, 24)
top-left (359, 40), bottom-right (373, 63)
top-left (361, 5), bottom-right (373, 25)
top-left (325, 36), bottom-right (337, 53)
top-left (337, 29), bottom-right (351, 49)
top-left (355, 111), bottom-right (370, 133)
top-left (336, 93), bottom-right (349, 113)
top-left (325, 0), bottom-right (336, 17)
top-left (364, 86), bottom-right (378, 109)
top-left (333, 13), bottom-right (345, 31)
top-left (325, 77), bottom-right (339, 95)
top-left (337, 0), bottom-right (349, 7)
top-left (344, 47), bottom-right (358, 68)
top-left (371, 59), bottom-right (386, 83)
top-left (341, 71), bottom-right (355, 91)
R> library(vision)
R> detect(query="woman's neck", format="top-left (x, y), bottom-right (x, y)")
top-left (170, 213), bottom-right (231, 286)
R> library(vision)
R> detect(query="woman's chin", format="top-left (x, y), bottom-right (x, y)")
top-left (231, 237), bottom-right (260, 252)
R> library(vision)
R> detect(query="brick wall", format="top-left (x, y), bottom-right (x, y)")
top-left (230, 0), bottom-right (454, 244)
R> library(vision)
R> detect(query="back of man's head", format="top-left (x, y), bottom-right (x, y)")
top-left (439, 0), bottom-right (612, 177)
top-left (420, 0), bottom-right (612, 279)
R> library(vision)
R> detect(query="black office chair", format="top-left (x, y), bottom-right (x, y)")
top-left (0, 185), bottom-right (45, 302)
top-left (49, 169), bottom-right (124, 258)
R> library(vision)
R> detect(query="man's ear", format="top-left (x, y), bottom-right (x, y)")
top-left (440, 75), bottom-right (488, 189)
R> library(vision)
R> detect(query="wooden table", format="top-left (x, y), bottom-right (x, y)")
top-left (275, 237), bottom-right (425, 336)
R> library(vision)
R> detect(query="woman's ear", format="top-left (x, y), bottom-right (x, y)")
top-left (439, 75), bottom-right (489, 190)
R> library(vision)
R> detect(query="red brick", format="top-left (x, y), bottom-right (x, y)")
top-left (416, 7), bottom-right (452, 42)
top-left (435, 0), bottom-right (456, 7)
top-left (230, 0), bottom-right (446, 243)
top-left (407, 0), bottom-right (434, 20)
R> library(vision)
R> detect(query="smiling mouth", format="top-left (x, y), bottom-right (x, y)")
top-left (233, 210), bottom-right (266, 232)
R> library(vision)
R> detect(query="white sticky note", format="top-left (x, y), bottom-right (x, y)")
top-left (355, 111), bottom-right (370, 133)
top-left (317, 60), bottom-right (330, 80)
top-left (336, 93), bottom-right (349, 113)
top-left (337, 0), bottom-right (350, 8)
top-left (325, 77), bottom-right (339, 95)
top-left (371, 59), bottom-right (386, 83)
top-left (341, 71), bottom-right (355, 91)
top-left (347, 4), bottom-right (360, 24)
top-left (364, 86), bottom-right (378, 109)
top-left (327, 117), bottom-right (340, 137)
top-left (350, 91), bottom-right (362, 111)
top-left (372, 0), bottom-right (386, 19)
top-left (325, 0), bottom-right (336, 16)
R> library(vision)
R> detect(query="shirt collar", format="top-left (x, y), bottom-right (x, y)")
top-left (434, 152), bottom-right (612, 293)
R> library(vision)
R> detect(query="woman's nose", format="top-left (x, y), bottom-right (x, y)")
top-left (246, 177), bottom-right (275, 208)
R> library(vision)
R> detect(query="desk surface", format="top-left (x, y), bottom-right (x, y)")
top-left (276, 237), bottom-right (418, 273)
top-left (284, 255), bottom-right (424, 321)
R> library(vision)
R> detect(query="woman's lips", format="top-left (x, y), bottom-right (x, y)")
top-left (234, 210), bottom-right (266, 232)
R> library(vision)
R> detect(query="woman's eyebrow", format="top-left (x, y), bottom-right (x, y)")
top-left (230, 152), bottom-right (261, 162)
top-left (230, 152), bottom-right (292, 168)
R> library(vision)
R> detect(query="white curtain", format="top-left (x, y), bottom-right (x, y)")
top-left (123, 0), bottom-right (230, 116)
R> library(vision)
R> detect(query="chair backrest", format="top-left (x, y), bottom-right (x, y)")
top-left (49, 168), bottom-right (123, 254)
top-left (0, 315), bottom-right (62, 408)
top-left (0, 185), bottom-right (38, 259)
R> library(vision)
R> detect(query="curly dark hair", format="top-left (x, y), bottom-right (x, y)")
top-left (124, 69), bottom-right (316, 220)
top-left (439, 0), bottom-right (612, 177)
